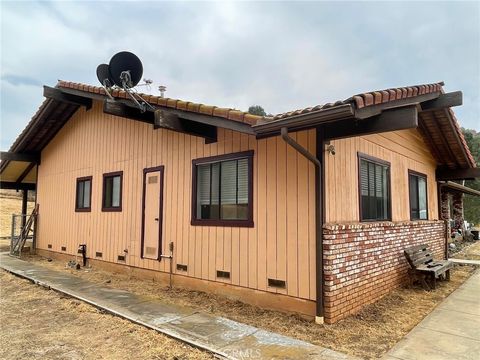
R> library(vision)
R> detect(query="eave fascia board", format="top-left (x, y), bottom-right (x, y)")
top-left (57, 87), bottom-right (255, 135)
top-left (253, 104), bottom-right (355, 138)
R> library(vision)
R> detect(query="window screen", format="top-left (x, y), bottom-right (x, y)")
top-left (103, 172), bottom-right (122, 211)
top-left (359, 156), bottom-right (390, 221)
top-left (76, 177), bottom-right (92, 211)
top-left (193, 151), bottom-right (253, 226)
top-left (409, 172), bottom-right (428, 220)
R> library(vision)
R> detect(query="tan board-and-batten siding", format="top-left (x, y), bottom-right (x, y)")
top-left (324, 129), bottom-right (439, 224)
top-left (36, 99), bottom-right (441, 318)
top-left (36, 101), bottom-right (318, 302)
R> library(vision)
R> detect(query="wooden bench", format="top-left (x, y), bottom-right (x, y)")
top-left (404, 244), bottom-right (453, 290)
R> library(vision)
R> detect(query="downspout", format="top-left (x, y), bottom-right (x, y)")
top-left (280, 127), bottom-right (324, 324)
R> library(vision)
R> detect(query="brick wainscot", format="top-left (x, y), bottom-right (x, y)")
top-left (323, 220), bottom-right (445, 323)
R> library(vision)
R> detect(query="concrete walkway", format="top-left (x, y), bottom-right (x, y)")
top-left (449, 258), bottom-right (480, 267)
top-left (385, 269), bottom-right (480, 360)
top-left (0, 254), bottom-right (353, 360)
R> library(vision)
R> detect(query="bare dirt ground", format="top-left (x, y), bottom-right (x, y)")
top-left (22, 254), bottom-right (475, 359)
top-left (0, 270), bottom-right (212, 360)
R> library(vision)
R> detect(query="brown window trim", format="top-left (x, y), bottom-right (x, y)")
top-left (102, 171), bottom-right (123, 212)
top-left (191, 150), bottom-right (254, 227)
top-left (75, 176), bottom-right (92, 212)
top-left (408, 169), bottom-right (429, 221)
top-left (357, 152), bottom-right (392, 222)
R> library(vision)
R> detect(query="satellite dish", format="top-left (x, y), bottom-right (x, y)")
top-left (96, 64), bottom-right (113, 87)
top-left (108, 51), bottom-right (143, 88)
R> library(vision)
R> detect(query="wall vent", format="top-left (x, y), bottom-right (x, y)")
top-left (47, 244), bottom-right (52, 249)
top-left (117, 255), bottom-right (126, 261)
top-left (216, 270), bottom-right (230, 279)
top-left (95, 252), bottom-right (103, 258)
top-left (268, 278), bottom-right (286, 289)
top-left (176, 264), bottom-right (188, 272)
top-left (61, 246), bottom-right (66, 251)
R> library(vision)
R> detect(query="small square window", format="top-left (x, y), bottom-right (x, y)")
top-left (409, 170), bottom-right (428, 220)
top-left (75, 176), bottom-right (92, 212)
top-left (102, 171), bottom-right (123, 212)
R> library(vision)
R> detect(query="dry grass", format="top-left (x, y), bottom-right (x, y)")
top-left (0, 192), bottom-right (34, 238)
top-left (0, 270), bottom-right (213, 360)
top-left (452, 240), bottom-right (480, 260)
top-left (24, 254), bottom-right (475, 359)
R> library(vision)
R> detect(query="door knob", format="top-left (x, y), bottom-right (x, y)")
top-left (154, 218), bottom-right (159, 221)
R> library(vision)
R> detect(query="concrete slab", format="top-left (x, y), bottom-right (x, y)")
top-left (163, 312), bottom-right (259, 348)
top-left (385, 269), bottom-right (480, 360)
top-left (449, 258), bottom-right (480, 266)
top-left (437, 295), bottom-right (480, 316)
top-left (0, 254), bottom-right (357, 360)
top-left (220, 329), bottom-right (347, 359)
top-left (387, 327), bottom-right (480, 360)
top-left (418, 308), bottom-right (480, 340)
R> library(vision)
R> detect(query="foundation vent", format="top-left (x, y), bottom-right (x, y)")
top-left (268, 278), bottom-right (286, 289)
top-left (117, 255), bottom-right (126, 262)
top-left (47, 244), bottom-right (52, 249)
top-left (176, 264), bottom-right (188, 272)
top-left (95, 252), bottom-right (103, 258)
top-left (216, 270), bottom-right (230, 279)
top-left (61, 246), bottom-right (66, 251)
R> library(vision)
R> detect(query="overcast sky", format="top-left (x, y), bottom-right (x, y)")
top-left (1, 1), bottom-right (479, 150)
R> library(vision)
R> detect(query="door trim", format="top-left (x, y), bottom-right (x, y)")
top-left (141, 165), bottom-right (164, 260)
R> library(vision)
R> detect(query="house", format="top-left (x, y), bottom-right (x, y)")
top-left (1, 80), bottom-right (479, 324)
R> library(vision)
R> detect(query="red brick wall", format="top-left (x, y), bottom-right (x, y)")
top-left (323, 220), bottom-right (445, 323)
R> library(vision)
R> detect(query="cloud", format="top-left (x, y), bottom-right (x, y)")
top-left (0, 0), bottom-right (479, 150)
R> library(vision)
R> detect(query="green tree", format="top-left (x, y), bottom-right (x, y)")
top-left (462, 128), bottom-right (480, 225)
top-left (248, 105), bottom-right (267, 116)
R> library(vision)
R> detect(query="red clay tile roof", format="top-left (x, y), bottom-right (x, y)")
top-left (57, 80), bottom-right (263, 126)
top-left (272, 82), bottom-right (445, 120)
top-left (56, 80), bottom-right (474, 167)
top-left (349, 82), bottom-right (444, 109)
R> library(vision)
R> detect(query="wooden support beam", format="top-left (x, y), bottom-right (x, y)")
top-left (44, 86), bottom-right (92, 110)
top-left (0, 182), bottom-right (36, 190)
top-left (59, 86), bottom-right (254, 135)
top-left (0, 151), bottom-right (40, 163)
top-left (154, 109), bottom-right (179, 129)
top-left (354, 92), bottom-right (439, 119)
top-left (440, 181), bottom-right (480, 197)
top-left (434, 115), bottom-right (462, 168)
top-left (21, 190), bottom-right (28, 227)
top-left (417, 120), bottom-right (443, 164)
top-left (324, 105), bottom-right (418, 140)
top-left (103, 100), bottom-right (154, 123)
top-left (15, 162), bottom-right (36, 185)
top-left (436, 167), bottom-right (480, 181)
top-left (421, 91), bottom-right (462, 112)
top-left (154, 110), bottom-right (217, 143)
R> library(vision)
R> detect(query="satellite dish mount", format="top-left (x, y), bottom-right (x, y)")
top-left (96, 51), bottom-right (154, 113)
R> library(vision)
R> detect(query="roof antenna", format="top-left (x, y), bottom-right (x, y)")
top-left (158, 85), bottom-right (166, 98)
top-left (96, 51), bottom-right (155, 113)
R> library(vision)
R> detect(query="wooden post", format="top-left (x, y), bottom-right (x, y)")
top-left (21, 190), bottom-right (28, 229)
